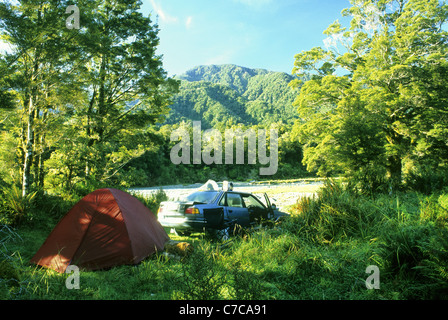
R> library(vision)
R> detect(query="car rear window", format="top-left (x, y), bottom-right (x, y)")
top-left (184, 191), bottom-right (219, 204)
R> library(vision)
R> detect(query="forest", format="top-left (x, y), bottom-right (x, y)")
top-left (1, 0), bottom-right (448, 301)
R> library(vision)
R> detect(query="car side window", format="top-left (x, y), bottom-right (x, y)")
top-left (226, 193), bottom-right (244, 208)
top-left (218, 193), bottom-right (226, 206)
top-left (242, 195), bottom-right (265, 209)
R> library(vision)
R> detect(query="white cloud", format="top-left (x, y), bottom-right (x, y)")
top-left (149, 0), bottom-right (178, 24)
top-left (205, 50), bottom-right (236, 65)
top-left (185, 16), bottom-right (193, 29)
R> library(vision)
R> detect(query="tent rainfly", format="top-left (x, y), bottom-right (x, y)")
top-left (30, 188), bottom-right (169, 273)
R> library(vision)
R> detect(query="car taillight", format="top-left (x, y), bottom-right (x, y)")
top-left (185, 207), bottom-right (199, 214)
top-left (157, 207), bottom-right (163, 214)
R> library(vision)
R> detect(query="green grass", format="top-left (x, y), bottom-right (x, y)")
top-left (1, 179), bottom-right (448, 300)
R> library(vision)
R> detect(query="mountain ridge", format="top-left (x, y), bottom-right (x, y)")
top-left (166, 64), bottom-right (300, 128)
top-left (176, 64), bottom-right (273, 94)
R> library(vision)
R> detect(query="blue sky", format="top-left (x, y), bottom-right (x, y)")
top-left (142, 0), bottom-right (352, 76)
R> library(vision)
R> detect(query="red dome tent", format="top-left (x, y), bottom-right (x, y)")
top-left (31, 188), bottom-right (169, 273)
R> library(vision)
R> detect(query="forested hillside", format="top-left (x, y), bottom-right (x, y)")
top-left (165, 64), bottom-right (300, 128)
top-left (119, 64), bottom-right (309, 187)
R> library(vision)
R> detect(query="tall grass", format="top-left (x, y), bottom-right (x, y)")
top-left (289, 179), bottom-right (448, 299)
top-left (289, 179), bottom-right (384, 242)
top-left (2, 180), bottom-right (448, 300)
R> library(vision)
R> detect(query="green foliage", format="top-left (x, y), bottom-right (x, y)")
top-left (172, 245), bottom-right (226, 300)
top-left (404, 167), bottom-right (448, 195)
top-left (0, 185), bottom-right (37, 225)
top-left (166, 80), bottom-right (250, 129)
top-left (125, 121), bottom-right (308, 186)
top-left (0, 224), bottom-right (22, 299)
top-left (1, 181), bottom-right (447, 300)
top-left (0, 57), bottom-right (16, 112)
top-left (178, 64), bottom-right (269, 94)
top-left (291, 0), bottom-right (448, 190)
top-left (2, 0), bottom-right (448, 300)
top-left (132, 188), bottom-right (168, 215)
top-left (0, 0), bottom-right (178, 198)
top-left (227, 260), bottom-right (262, 300)
top-left (2, 2), bottom-right (308, 196)
top-left (289, 181), bottom-right (448, 299)
top-left (0, 258), bottom-right (20, 282)
top-left (290, 179), bottom-right (383, 242)
top-left (168, 64), bottom-right (301, 127)
top-left (377, 215), bottom-right (448, 299)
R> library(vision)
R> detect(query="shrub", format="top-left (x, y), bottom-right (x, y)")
top-left (289, 179), bottom-right (381, 243)
top-left (30, 192), bottom-right (78, 229)
top-left (172, 245), bottom-right (226, 300)
top-left (132, 188), bottom-right (168, 215)
top-left (0, 185), bottom-right (37, 226)
top-left (419, 193), bottom-right (448, 228)
top-left (346, 164), bottom-right (389, 195)
top-left (377, 218), bottom-right (448, 299)
top-left (228, 261), bottom-right (262, 300)
top-left (288, 180), bottom-right (448, 298)
top-left (0, 259), bottom-right (22, 299)
top-left (404, 167), bottom-right (448, 194)
top-left (417, 236), bottom-right (448, 299)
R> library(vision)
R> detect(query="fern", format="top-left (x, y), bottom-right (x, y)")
top-left (1, 185), bottom-right (37, 225)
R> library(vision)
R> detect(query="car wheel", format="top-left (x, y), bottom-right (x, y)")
top-left (216, 228), bottom-right (230, 241)
top-left (207, 227), bottom-right (230, 241)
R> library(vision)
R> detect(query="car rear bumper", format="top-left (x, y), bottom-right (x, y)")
top-left (158, 215), bottom-right (207, 231)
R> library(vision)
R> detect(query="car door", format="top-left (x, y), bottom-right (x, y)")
top-left (263, 192), bottom-right (274, 219)
top-left (220, 192), bottom-right (250, 226)
top-left (241, 193), bottom-right (269, 222)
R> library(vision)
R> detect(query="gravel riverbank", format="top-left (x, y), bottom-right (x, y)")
top-left (131, 179), bottom-right (323, 212)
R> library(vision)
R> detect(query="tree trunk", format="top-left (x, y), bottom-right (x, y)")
top-left (387, 154), bottom-right (402, 191)
top-left (21, 8), bottom-right (42, 197)
top-left (37, 110), bottom-right (48, 188)
top-left (97, 53), bottom-right (107, 141)
top-left (385, 128), bottom-right (404, 192)
top-left (22, 96), bottom-right (35, 197)
top-left (33, 106), bottom-right (40, 187)
top-left (85, 88), bottom-right (96, 178)
top-left (85, 53), bottom-right (107, 179)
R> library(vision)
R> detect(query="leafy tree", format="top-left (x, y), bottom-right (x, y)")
top-left (59, 0), bottom-right (178, 186)
top-left (290, 0), bottom-right (448, 191)
top-left (1, 0), bottom-right (178, 195)
top-left (0, 0), bottom-right (79, 196)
